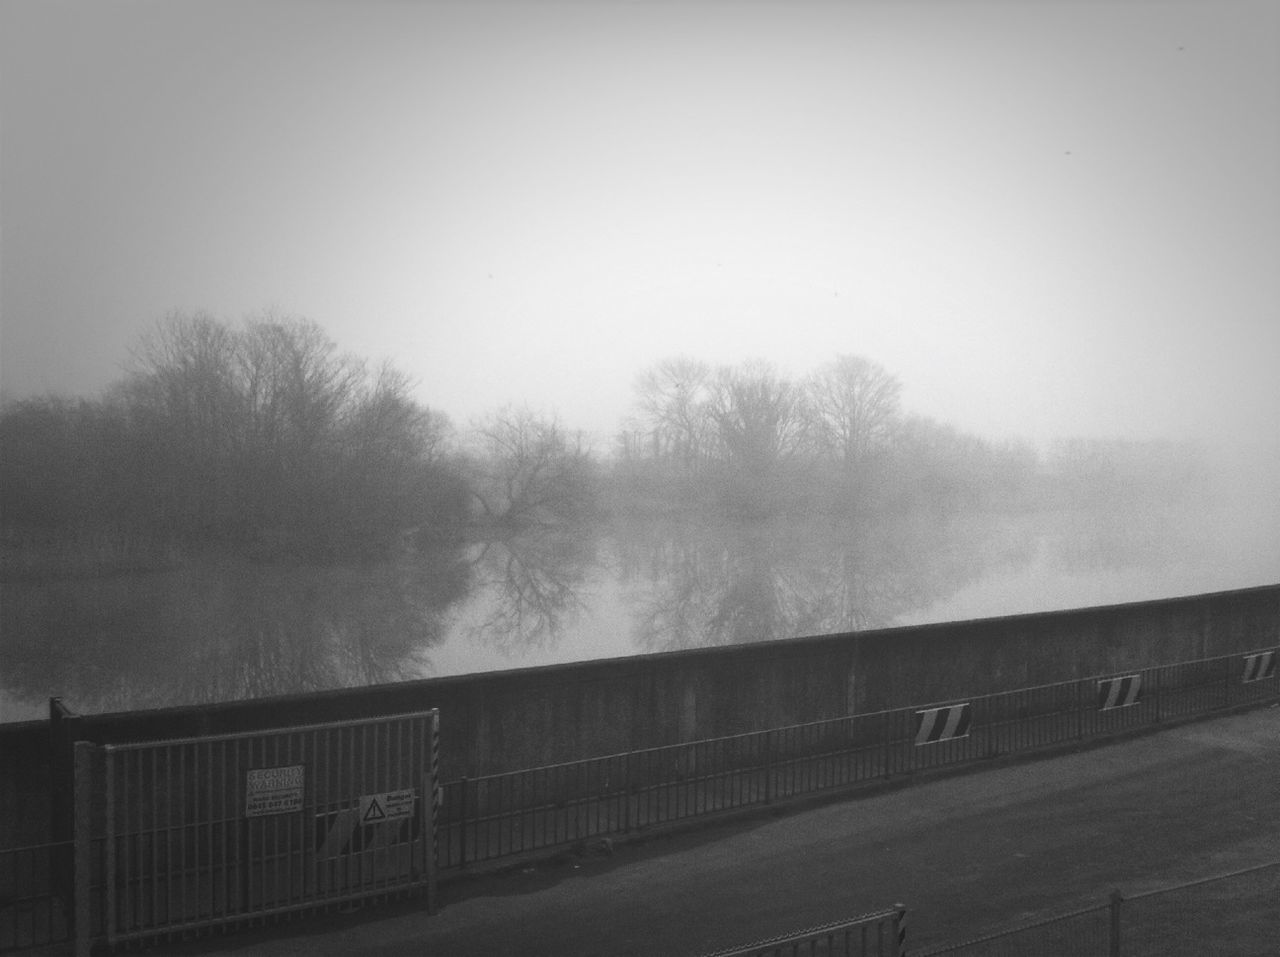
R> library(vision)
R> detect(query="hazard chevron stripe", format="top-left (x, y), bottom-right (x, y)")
top-left (1243, 651), bottom-right (1277, 683)
top-left (914, 703), bottom-right (971, 745)
top-left (1097, 674), bottom-right (1142, 710)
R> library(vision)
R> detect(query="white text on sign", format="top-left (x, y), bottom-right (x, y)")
top-left (245, 765), bottom-right (305, 817)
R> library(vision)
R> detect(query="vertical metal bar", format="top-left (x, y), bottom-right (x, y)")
top-left (332, 723), bottom-right (342, 887)
top-left (164, 743), bottom-right (173, 929)
top-left (238, 738), bottom-right (249, 917)
top-left (73, 742), bottom-right (93, 957)
top-left (314, 727), bottom-right (326, 900)
top-left (459, 777), bottom-right (469, 868)
top-left (284, 731), bottom-right (296, 905)
top-left (424, 756), bottom-right (437, 914)
top-left (291, 730), bottom-right (301, 904)
top-left (202, 740), bottom-right (211, 920)
top-left (104, 746), bottom-right (117, 946)
top-left (149, 746), bottom-right (158, 933)
top-left (222, 739), bottom-right (231, 920)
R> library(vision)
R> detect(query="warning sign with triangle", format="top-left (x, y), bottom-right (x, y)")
top-left (357, 788), bottom-right (415, 824)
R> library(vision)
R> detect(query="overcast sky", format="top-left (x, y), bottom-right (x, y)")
top-left (2, 0), bottom-right (1277, 452)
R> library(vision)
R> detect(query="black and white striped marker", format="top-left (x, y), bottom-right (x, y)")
top-left (1097, 674), bottom-right (1142, 710)
top-left (914, 703), bottom-right (971, 745)
top-left (1242, 651), bottom-right (1276, 683)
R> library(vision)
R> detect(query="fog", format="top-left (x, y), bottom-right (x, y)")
top-left (3, 1), bottom-right (1278, 450)
top-left (2, 2), bottom-right (1278, 721)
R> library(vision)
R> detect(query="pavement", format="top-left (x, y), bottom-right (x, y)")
top-left (173, 705), bottom-right (1280, 956)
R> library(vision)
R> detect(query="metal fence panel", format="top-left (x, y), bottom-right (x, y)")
top-left (0, 842), bottom-right (71, 953)
top-left (436, 648), bottom-right (1280, 870)
top-left (917, 903), bottom-right (1113, 956)
top-left (96, 709), bottom-right (438, 948)
top-left (698, 906), bottom-right (904, 957)
top-left (7, 647), bottom-right (1278, 949)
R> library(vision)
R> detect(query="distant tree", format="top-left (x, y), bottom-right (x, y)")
top-left (707, 362), bottom-right (808, 475)
top-left (704, 362), bottom-right (810, 515)
top-left (332, 362), bottom-right (466, 549)
top-left (103, 311), bottom-right (466, 558)
top-left (632, 357), bottom-right (714, 469)
top-left (1045, 438), bottom-right (1206, 509)
top-left (804, 355), bottom-right (902, 473)
top-left (881, 415), bottom-right (1041, 515)
top-left (469, 406), bottom-right (597, 529)
top-left (0, 396), bottom-right (130, 533)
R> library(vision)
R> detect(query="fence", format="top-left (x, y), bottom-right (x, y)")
top-left (34, 709), bottom-right (440, 956)
top-left (697, 905), bottom-right (907, 957)
top-left (435, 646), bottom-right (1280, 870)
top-left (0, 842), bottom-right (72, 952)
top-left (3, 647), bottom-right (1278, 953)
top-left (917, 860), bottom-right (1280, 955)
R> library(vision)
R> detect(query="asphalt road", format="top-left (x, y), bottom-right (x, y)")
top-left (179, 705), bottom-right (1280, 956)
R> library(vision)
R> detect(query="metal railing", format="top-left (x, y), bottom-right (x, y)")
top-left (436, 646), bottom-right (1280, 870)
top-left (917, 860), bottom-right (1280, 955)
top-left (697, 904), bottom-right (906, 957)
top-left (54, 709), bottom-right (440, 956)
top-left (0, 842), bottom-right (73, 953)
top-left (2, 647), bottom-right (1277, 952)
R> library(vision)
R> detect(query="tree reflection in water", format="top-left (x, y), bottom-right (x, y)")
top-left (619, 513), bottom-right (1036, 652)
top-left (464, 530), bottom-right (598, 652)
top-left (0, 545), bottom-right (471, 715)
top-left (1, 512), bottom-right (1056, 716)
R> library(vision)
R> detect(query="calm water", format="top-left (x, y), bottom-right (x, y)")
top-left (3, 495), bottom-right (1278, 723)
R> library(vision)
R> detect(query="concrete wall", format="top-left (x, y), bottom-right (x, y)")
top-left (3, 584), bottom-right (1278, 845)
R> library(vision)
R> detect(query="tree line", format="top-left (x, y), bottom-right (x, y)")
top-left (1, 314), bottom-right (470, 561)
top-left (0, 313), bottom-right (1208, 567)
top-left (612, 355), bottom-right (1045, 517)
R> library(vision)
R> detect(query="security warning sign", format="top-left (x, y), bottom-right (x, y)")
top-left (245, 765), bottom-right (305, 817)
top-left (359, 788), bottom-right (416, 823)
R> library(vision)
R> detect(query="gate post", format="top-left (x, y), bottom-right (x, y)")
top-left (73, 741), bottom-right (94, 957)
top-left (893, 902), bottom-right (907, 956)
top-left (426, 710), bottom-right (440, 914)
top-left (50, 698), bottom-right (81, 905)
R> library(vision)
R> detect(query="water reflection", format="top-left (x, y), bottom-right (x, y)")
top-left (3, 499), bottom-right (1251, 720)
top-left (619, 513), bottom-right (1036, 652)
top-left (463, 530), bottom-right (598, 652)
top-left (0, 546), bottom-right (470, 715)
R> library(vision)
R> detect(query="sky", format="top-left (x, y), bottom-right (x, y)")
top-left (2, 0), bottom-right (1278, 454)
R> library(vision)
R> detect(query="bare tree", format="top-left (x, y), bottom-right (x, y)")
top-left (804, 355), bottom-right (902, 473)
top-left (707, 361), bottom-right (808, 475)
top-left (110, 312), bottom-right (465, 556)
top-left (633, 357), bottom-right (714, 469)
top-left (470, 406), bottom-right (596, 528)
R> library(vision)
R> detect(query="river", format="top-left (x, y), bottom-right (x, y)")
top-left (3, 492), bottom-right (1278, 723)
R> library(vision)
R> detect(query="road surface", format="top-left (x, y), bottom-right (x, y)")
top-left (176, 705), bottom-right (1280, 955)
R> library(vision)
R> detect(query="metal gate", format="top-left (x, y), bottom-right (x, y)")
top-left (76, 709), bottom-right (439, 951)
